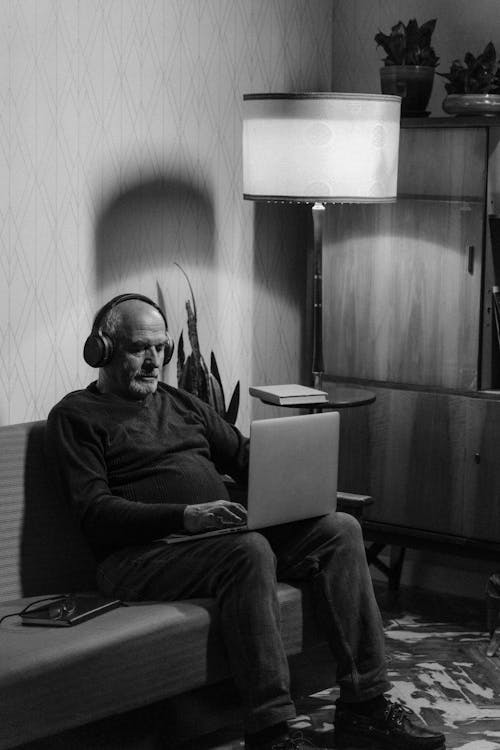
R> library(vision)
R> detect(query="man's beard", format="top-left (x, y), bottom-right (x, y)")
top-left (126, 369), bottom-right (159, 398)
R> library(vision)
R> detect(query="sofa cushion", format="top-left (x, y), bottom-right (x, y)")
top-left (0, 582), bottom-right (322, 750)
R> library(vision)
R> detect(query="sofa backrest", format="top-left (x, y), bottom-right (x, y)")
top-left (0, 420), bottom-right (97, 603)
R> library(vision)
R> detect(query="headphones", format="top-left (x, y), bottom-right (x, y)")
top-left (83, 293), bottom-right (175, 368)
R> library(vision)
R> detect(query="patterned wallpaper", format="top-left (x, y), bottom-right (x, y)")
top-left (1, 0), bottom-right (333, 428)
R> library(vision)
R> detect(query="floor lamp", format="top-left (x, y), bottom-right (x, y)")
top-left (242, 93), bottom-right (401, 390)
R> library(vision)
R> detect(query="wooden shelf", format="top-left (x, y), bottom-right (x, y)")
top-left (397, 194), bottom-right (482, 204)
top-left (402, 115), bottom-right (500, 128)
top-left (326, 376), bottom-right (500, 401)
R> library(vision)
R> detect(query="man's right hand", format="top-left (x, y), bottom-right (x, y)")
top-left (183, 499), bottom-right (247, 534)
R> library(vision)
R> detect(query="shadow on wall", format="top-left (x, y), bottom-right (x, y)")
top-left (251, 202), bottom-right (310, 392)
top-left (94, 175), bottom-right (215, 305)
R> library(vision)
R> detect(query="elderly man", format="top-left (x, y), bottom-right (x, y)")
top-left (45, 293), bottom-right (446, 750)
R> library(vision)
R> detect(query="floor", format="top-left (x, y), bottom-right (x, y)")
top-left (180, 583), bottom-right (500, 750)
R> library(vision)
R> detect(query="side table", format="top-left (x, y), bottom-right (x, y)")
top-left (254, 382), bottom-right (376, 410)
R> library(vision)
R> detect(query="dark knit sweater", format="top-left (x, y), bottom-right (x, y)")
top-left (45, 382), bottom-right (249, 560)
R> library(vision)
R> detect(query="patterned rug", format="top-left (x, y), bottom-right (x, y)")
top-left (187, 607), bottom-right (500, 749)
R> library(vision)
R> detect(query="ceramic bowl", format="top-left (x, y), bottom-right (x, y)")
top-left (442, 94), bottom-right (500, 116)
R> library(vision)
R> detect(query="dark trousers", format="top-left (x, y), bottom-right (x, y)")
top-left (97, 511), bottom-right (389, 734)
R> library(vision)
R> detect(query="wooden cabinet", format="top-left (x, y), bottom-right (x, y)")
top-left (325, 118), bottom-right (500, 551)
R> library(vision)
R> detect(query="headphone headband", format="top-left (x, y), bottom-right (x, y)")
top-left (83, 292), bottom-right (174, 368)
top-left (91, 293), bottom-right (168, 333)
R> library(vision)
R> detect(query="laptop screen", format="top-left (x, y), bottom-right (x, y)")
top-left (246, 411), bottom-right (339, 530)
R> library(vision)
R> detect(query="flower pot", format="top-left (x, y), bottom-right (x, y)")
top-left (380, 65), bottom-right (435, 117)
top-left (442, 93), bottom-right (500, 116)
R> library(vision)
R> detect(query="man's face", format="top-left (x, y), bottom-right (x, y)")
top-left (102, 302), bottom-right (169, 399)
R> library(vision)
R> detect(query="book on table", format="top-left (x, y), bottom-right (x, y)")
top-left (248, 383), bottom-right (329, 406)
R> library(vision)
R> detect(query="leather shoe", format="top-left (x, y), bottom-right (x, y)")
top-left (334, 697), bottom-right (446, 749)
top-left (246, 730), bottom-right (328, 749)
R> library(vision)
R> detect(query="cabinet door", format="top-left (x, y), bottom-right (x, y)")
top-left (323, 127), bottom-right (486, 391)
top-left (338, 387), bottom-right (466, 535)
top-left (463, 398), bottom-right (500, 541)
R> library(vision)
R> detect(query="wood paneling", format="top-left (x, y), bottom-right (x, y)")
top-left (397, 127), bottom-right (486, 201)
top-left (463, 398), bottom-right (500, 541)
top-left (323, 128), bottom-right (486, 391)
top-left (338, 387), bottom-right (466, 535)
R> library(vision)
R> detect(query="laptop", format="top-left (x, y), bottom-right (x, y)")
top-left (166, 410), bottom-right (339, 543)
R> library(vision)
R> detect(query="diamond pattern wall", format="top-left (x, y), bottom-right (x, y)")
top-left (1, 0), bottom-right (333, 428)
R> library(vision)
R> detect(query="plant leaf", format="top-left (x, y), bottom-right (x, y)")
top-left (177, 331), bottom-right (185, 384)
top-left (156, 281), bottom-right (167, 321)
top-left (198, 355), bottom-right (211, 403)
top-left (388, 21), bottom-right (406, 65)
top-left (374, 30), bottom-right (395, 62)
top-left (481, 42), bottom-right (497, 68)
top-left (440, 44), bottom-right (500, 93)
top-left (226, 382), bottom-right (240, 425)
top-left (375, 17), bottom-right (438, 66)
top-left (418, 19), bottom-right (436, 49)
top-left (178, 353), bottom-right (193, 393)
top-left (173, 264), bottom-right (239, 422)
top-left (208, 373), bottom-right (225, 416)
top-left (210, 352), bottom-right (226, 406)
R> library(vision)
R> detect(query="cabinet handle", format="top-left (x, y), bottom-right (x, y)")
top-left (467, 245), bottom-right (475, 275)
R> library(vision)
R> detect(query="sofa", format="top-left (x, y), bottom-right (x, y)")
top-left (0, 419), bottom-right (369, 749)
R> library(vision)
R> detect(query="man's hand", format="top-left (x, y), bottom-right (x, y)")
top-left (183, 499), bottom-right (247, 534)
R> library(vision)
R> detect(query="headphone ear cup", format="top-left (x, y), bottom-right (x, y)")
top-left (163, 333), bottom-right (175, 365)
top-left (83, 332), bottom-right (114, 368)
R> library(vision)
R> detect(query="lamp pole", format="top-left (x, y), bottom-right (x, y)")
top-left (311, 202), bottom-right (325, 390)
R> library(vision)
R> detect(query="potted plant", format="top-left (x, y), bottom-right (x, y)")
top-left (375, 18), bottom-right (439, 116)
top-left (170, 264), bottom-right (240, 424)
top-left (438, 42), bottom-right (500, 115)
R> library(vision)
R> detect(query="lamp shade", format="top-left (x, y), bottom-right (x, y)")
top-left (243, 93), bottom-right (401, 203)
